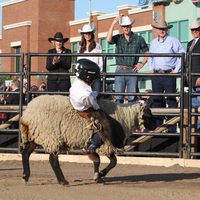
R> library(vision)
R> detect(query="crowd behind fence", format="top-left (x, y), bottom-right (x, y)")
top-left (0, 52), bottom-right (199, 159)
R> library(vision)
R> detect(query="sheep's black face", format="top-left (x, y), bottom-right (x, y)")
top-left (142, 106), bottom-right (157, 130)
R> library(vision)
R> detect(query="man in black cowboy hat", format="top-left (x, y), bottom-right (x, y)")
top-left (148, 20), bottom-right (185, 133)
top-left (46, 32), bottom-right (71, 93)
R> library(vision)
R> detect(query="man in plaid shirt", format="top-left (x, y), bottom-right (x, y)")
top-left (107, 15), bottom-right (149, 103)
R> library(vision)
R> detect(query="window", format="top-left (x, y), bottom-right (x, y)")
top-left (100, 37), bottom-right (116, 72)
top-left (138, 78), bottom-right (146, 90)
top-left (71, 41), bottom-right (80, 70)
top-left (71, 41), bottom-right (79, 53)
top-left (12, 46), bottom-right (21, 72)
top-left (168, 20), bottom-right (188, 49)
top-left (136, 30), bottom-right (152, 47)
top-left (100, 37), bottom-right (116, 56)
top-left (135, 30), bottom-right (152, 91)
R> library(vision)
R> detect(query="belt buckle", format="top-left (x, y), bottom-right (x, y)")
top-left (159, 69), bottom-right (165, 74)
top-left (125, 66), bottom-right (131, 70)
top-left (121, 66), bottom-right (131, 70)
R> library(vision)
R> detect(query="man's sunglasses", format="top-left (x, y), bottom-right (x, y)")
top-left (122, 25), bottom-right (131, 28)
top-left (83, 32), bottom-right (92, 35)
top-left (191, 29), bottom-right (200, 32)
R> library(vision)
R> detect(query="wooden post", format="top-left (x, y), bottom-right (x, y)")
top-left (183, 109), bottom-right (188, 145)
top-left (191, 108), bottom-right (198, 157)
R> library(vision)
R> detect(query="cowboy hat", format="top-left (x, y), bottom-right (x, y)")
top-left (151, 20), bottom-right (173, 29)
top-left (48, 32), bottom-right (69, 43)
top-left (78, 24), bottom-right (96, 34)
top-left (119, 16), bottom-right (135, 26)
top-left (190, 20), bottom-right (200, 30)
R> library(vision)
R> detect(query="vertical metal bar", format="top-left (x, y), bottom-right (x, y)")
top-left (187, 52), bottom-right (192, 158)
top-left (102, 55), bottom-right (107, 93)
top-left (179, 53), bottom-right (185, 158)
top-left (26, 53), bottom-right (31, 103)
top-left (18, 53), bottom-right (24, 153)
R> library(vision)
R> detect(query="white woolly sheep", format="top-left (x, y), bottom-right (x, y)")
top-left (20, 95), bottom-right (155, 185)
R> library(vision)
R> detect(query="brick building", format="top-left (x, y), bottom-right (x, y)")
top-left (0, 0), bottom-right (74, 74)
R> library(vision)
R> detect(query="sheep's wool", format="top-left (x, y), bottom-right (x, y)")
top-left (20, 95), bottom-right (145, 154)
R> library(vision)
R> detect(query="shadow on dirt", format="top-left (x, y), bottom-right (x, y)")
top-left (103, 173), bottom-right (200, 184)
top-left (0, 167), bottom-right (22, 171)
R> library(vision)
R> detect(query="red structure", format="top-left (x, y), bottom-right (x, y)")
top-left (0, 0), bottom-right (74, 74)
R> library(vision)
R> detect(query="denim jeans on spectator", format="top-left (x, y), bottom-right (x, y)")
top-left (115, 67), bottom-right (137, 103)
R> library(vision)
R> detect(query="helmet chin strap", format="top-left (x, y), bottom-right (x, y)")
top-left (77, 77), bottom-right (93, 86)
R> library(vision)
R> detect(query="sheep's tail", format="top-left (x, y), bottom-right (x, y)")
top-left (19, 117), bottom-right (29, 145)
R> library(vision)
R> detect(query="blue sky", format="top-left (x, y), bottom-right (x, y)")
top-left (74, 0), bottom-right (138, 19)
top-left (0, 0), bottom-right (139, 33)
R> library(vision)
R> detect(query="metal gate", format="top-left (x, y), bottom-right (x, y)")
top-left (0, 52), bottom-right (199, 159)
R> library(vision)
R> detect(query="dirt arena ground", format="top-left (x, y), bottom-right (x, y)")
top-left (1, 159), bottom-right (200, 200)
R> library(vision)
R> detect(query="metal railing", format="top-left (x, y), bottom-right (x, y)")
top-left (25, 52), bottom-right (185, 158)
top-left (0, 52), bottom-right (199, 159)
top-left (0, 53), bottom-right (24, 153)
top-left (188, 52), bottom-right (200, 158)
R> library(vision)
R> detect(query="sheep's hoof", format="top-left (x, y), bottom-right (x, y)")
top-left (95, 177), bottom-right (104, 184)
top-left (59, 180), bottom-right (69, 186)
top-left (93, 172), bottom-right (104, 184)
top-left (99, 171), bottom-right (106, 178)
top-left (22, 177), bottom-right (28, 185)
top-left (22, 174), bottom-right (29, 185)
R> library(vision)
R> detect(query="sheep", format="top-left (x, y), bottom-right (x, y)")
top-left (20, 95), bottom-right (156, 185)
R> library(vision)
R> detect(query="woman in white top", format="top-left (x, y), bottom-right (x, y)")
top-left (77, 24), bottom-right (103, 92)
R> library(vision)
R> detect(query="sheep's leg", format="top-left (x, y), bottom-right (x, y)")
top-left (49, 153), bottom-right (69, 185)
top-left (99, 153), bottom-right (117, 178)
top-left (87, 152), bottom-right (104, 183)
top-left (21, 142), bottom-right (36, 184)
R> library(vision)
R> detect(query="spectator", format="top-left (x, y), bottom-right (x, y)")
top-left (77, 24), bottom-right (103, 92)
top-left (46, 32), bottom-right (71, 93)
top-left (148, 20), bottom-right (185, 133)
top-left (5, 79), bottom-right (25, 128)
top-left (5, 79), bottom-right (25, 105)
top-left (30, 85), bottom-right (39, 100)
top-left (0, 92), bottom-right (6, 124)
top-left (186, 20), bottom-right (200, 87)
top-left (38, 81), bottom-right (47, 92)
top-left (106, 15), bottom-right (148, 103)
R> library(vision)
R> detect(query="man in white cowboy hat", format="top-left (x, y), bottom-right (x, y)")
top-left (77, 24), bottom-right (103, 92)
top-left (107, 15), bottom-right (149, 104)
top-left (46, 32), bottom-right (71, 92)
top-left (186, 19), bottom-right (200, 87)
top-left (148, 20), bottom-right (185, 133)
